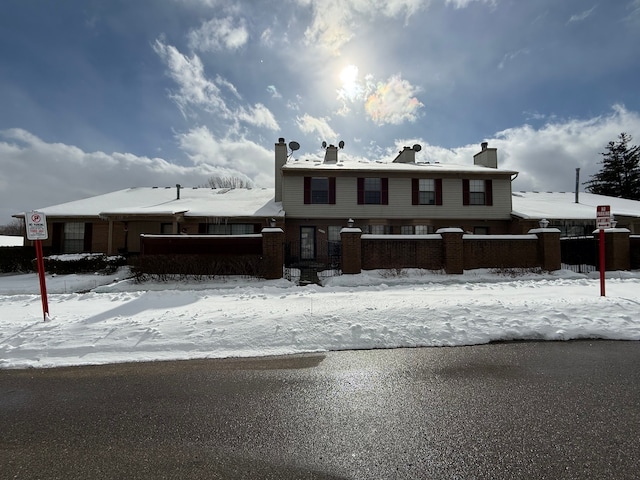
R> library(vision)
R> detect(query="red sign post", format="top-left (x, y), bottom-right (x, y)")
top-left (596, 205), bottom-right (611, 297)
top-left (26, 211), bottom-right (50, 320)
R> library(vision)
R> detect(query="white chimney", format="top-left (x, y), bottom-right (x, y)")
top-left (473, 142), bottom-right (498, 168)
top-left (324, 144), bottom-right (339, 164)
top-left (392, 146), bottom-right (416, 163)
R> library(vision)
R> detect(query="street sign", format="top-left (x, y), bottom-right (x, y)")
top-left (596, 205), bottom-right (611, 230)
top-left (26, 211), bottom-right (48, 240)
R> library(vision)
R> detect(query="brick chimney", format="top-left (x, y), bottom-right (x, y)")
top-left (473, 142), bottom-right (498, 168)
top-left (275, 138), bottom-right (287, 202)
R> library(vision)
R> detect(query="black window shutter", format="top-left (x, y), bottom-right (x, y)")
top-left (83, 223), bottom-right (93, 252)
top-left (485, 180), bottom-right (493, 206)
top-left (462, 179), bottom-right (470, 205)
top-left (435, 179), bottom-right (443, 205)
top-left (382, 178), bottom-right (389, 205)
top-left (412, 179), bottom-right (419, 205)
top-left (328, 177), bottom-right (336, 204)
top-left (304, 177), bottom-right (311, 204)
top-left (357, 178), bottom-right (365, 204)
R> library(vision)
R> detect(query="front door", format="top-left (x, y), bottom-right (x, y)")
top-left (300, 227), bottom-right (316, 260)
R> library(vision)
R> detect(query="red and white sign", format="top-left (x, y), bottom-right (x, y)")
top-left (596, 205), bottom-right (611, 230)
top-left (26, 211), bottom-right (48, 240)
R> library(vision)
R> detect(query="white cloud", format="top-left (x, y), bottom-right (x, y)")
top-left (498, 48), bottom-right (530, 70)
top-left (444, 0), bottom-right (496, 8)
top-left (467, 105), bottom-right (640, 193)
top-left (0, 129), bottom-right (222, 224)
top-left (237, 103), bottom-right (280, 130)
top-left (175, 126), bottom-right (274, 186)
top-left (364, 74), bottom-right (423, 125)
top-left (295, 0), bottom-right (427, 54)
top-left (296, 114), bottom-right (338, 141)
top-left (152, 39), bottom-right (229, 117)
top-left (567, 6), bottom-right (597, 24)
top-left (154, 41), bottom-right (278, 131)
top-left (188, 16), bottom-right (249, 52)
top-left (267, 85), bottom-right (281, 99)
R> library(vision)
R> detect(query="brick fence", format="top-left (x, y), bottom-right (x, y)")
top-left (341, 227), bottom-right (631, 275)
top-left (137, 227), bottom-right (633, 279)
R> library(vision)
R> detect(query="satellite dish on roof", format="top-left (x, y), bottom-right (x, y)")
top-left (322, 141), bottom-right (327, 149)
top-left (289, 141), bottom-right (300, 151)
top-left (338, 140), bottom-right (345, 149)
top-left (413, 144), bottom-right (422, 152)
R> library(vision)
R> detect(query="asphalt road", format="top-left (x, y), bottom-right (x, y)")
top-left (2, 341), bottom-right (640, 479)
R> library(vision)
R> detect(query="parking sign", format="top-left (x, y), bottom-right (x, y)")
top-left (26, 211), bottom-right (48, 240)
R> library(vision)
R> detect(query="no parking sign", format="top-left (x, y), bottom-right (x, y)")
top-left (26, 211), bottom-right (48, 240)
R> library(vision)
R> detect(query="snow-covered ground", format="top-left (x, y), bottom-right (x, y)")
top-left (1, 268), bottom-right (639, 369)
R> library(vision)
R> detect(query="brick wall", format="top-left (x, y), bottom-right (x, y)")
top-left (463, 236), bottom-right (538, 269)
top-left (342, 229), bottom-right (565, 275)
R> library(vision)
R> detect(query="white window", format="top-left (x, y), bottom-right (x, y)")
top-left (415, 225), bottom-right (433, 235)
top-left (364, 178), bottom-right (382, 204)
top-left (418, 179), bottom-right (436, 205)
top-left (469, 180), bottom-right (486, 205)
top-left (311, 177), bottom-right (330, 204)
top-left (63, 222), bottom-right (84, 253)
top-left (207, 224), bottom-right (254, 234)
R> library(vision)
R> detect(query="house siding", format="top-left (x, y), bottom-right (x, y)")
top-left (283, 174), bottom-right (512, 220)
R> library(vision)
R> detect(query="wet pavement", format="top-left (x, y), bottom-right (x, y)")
top-left (2, 340), bottom-right (640, 479)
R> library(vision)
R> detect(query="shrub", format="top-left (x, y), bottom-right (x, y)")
top-left (38, 254), bottom-right (127, 275)
top-left (130, 254), bottom-right (265, 282)
top-left (0, 246), bottom-right (36, 273)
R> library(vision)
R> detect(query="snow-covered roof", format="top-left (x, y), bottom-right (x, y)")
top-left (14, 187), bottom-right (283, 219)
top-left (283, 159), bottom-right (517, 175)
top-left (511, 192), bottom-right (640, 220)
top-left (0, 235), bottom-right (24, 247)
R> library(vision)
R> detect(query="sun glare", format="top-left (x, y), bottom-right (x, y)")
top-left (339, 64), bottom-right (361, 101)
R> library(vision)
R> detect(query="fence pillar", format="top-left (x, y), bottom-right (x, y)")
top-left (438, 228), bottom-right (464, 274)
top-left (261, 227), bottom-right (284, 279)
top-left (530, 228), bottom-right (561, 271)
top-left (604, 228), bottom-right (631, 271)
top-left (340, 227), bottom-right (362, 274)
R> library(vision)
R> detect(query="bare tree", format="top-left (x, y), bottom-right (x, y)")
top-left (202, 174), bottom-right (254, 189)
top-left (0, 219), bottom-right (24, 236)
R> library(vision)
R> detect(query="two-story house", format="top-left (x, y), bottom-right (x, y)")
top-left (275, 138), bottom-right (518, 267)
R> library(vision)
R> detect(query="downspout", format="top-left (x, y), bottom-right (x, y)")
top-left (575, 168), bottom-right (580, 203)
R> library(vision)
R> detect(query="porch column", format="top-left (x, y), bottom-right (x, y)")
top-left (340, 227), bottom-right (362, 274)
top-left (107, 219), bottom-right (114, 255)
top-left (604, 228), bottom-right (631, 271)
top-left (437, 228), bottom-right (464, 274)
top-left (530, 227), bottom-right (561, 272)
top-left (261, 227), bottom-right (285, 279)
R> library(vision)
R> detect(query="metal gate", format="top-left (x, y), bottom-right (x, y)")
top-left (560, 236), bottom-right (599, 273)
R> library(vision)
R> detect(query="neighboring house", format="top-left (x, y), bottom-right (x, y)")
top-left (13, 187), bottom-right (283, 255)
top-left (511, 191), bottom-right (640, 236)
top-left (276, 138), bottom-right (518, 266)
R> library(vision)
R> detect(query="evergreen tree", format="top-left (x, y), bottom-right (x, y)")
top-left (585, 133), bottom-right (640, 200)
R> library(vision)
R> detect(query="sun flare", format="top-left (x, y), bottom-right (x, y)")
top-left (338, 64), bottom-right (362, 101)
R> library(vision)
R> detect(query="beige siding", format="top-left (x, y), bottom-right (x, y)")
top-left (283, 175), bottom-right (512, 220)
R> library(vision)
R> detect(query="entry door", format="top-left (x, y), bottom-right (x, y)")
top-left (300, 227), bottom-right (316, 260)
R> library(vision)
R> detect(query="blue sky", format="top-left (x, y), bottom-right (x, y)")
top-left (1, 0), bottom-right (640, 224)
